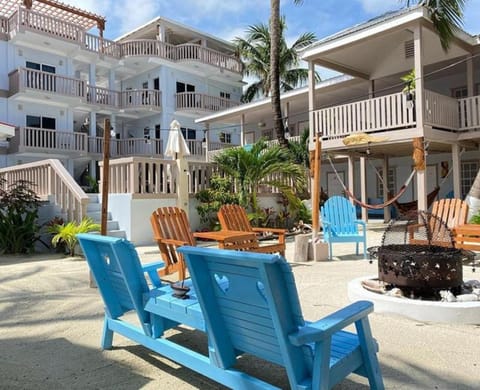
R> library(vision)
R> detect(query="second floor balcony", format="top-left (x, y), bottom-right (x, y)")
top-left (175, 92), bottom-right (240, 114)
top-left (313, 90), bottom-right (480, 148)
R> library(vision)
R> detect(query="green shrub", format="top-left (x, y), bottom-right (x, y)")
top-left (0, 179), bottom-right (41, 254)
top-left (47, 217), bottom-right (100, 256)
top-left (470, 211), bottom-right (480, 225)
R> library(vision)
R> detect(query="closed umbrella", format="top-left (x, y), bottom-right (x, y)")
top-left (165, 120), bottom-right (191, 211)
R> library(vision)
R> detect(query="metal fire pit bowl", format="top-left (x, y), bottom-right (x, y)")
top-left (368, 211), bottom-right (474, 295)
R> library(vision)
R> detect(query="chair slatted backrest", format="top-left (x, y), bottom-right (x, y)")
top-left (321, 196), bottom-right (358, 235)
top-left (77, 234), bottom-right (151, 335)
top-left (218, 204), bottom-right (255, 233)
top-left (178, 246), bottom-right (310, 388)
top-left (150, 207), bottom-right (196, 280)
top-left (430, 198), bottom-right (468, 244)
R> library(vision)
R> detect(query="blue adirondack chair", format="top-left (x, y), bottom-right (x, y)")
top-left (78, 233), bottom-right (383, 390)
top-left (321, 195), bottom-right (367, 260)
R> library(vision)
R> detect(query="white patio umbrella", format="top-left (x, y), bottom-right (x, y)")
top-left (165, 120), bottom-right (191, 211)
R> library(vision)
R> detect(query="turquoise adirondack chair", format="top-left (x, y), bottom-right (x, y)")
top-left (321, 195), bottom-right (367, 260)
top-left (78, 233), bottom-right (383, 390)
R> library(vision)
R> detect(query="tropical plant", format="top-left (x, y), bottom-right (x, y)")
top-left (270, 0), bottom-right (306, 147)
top-left (0, 179), bottom-right (41, 254)
top-left (234, 16), bottom-right (316, 105)
top-left (214, 139), bottom-right (307, 212)
top-left (470, 210), bottom-right (480, 225)
top-left (194, 175), bottom-right (240, 229)
top-left (47, 217), bottom-right (100, 256)
top-left (404, 0), bottom-right (466, 50)
top-left (288, 129), bottom-right (310, 168)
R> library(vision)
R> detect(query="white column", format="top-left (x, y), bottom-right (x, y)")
top-left (308, 61), bottom-right (316, 147)
top-left (89, 62), bottom-right (96, 107)
top-left (452, 143), bottom-right (461, 198)
top-left (382, 156), bottom-right (391, 221)
top-left (360, 156), bottom-right (368, 222)
top-left (414, 24), bottom-right (427, 212)
top-left (108, 69), bottom-right (115, 90)
top-left (204, 123), bottom-right (210, 162)
top-left (466, 56), bottom-right (474, 97)
top-left (240, 114), bottom-right (245, 146)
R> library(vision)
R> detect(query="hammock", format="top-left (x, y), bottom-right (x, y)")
top-left (327, 155), bottom-right (416, 210)
top-left (392, 186), bottom-right (440, 214)
top-left (326, 155), bottom-right (445, 213)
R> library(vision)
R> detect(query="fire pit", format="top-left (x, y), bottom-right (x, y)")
top-left (368, 212), bottom-right (474, 298)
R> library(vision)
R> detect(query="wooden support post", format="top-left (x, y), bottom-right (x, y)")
top-left (413, 136), bottom-right (427, 211)
top-left (312, 134), bottom-right (321, 233)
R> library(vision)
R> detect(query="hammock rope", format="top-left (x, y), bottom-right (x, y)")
top-left (327, 155), bottom-right (415, 210)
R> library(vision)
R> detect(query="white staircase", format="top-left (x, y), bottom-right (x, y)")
top-left (85, 194), bottom-right (126, 238)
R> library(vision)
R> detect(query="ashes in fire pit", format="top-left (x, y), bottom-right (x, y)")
top-left (368, 211), bottom-right (475, 299)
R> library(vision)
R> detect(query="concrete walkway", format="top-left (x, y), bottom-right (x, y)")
top-left (0, 224), bottom-right (479, 389)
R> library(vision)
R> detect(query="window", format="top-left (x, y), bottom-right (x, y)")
top-left (176, 82), bottom-right (195, 93)
top-left (181, 127), bottom-right (197, 140)
top-left (219, 132), bottom-right (231, 143)
top-left (262, 129), bottom-right (273, 140)
top-left (376, 167), bottom-right (396, 198)
top-left (26, 115), bottom-right (56, 129)
top-left (153, 78), bottom-right (160, 90)
top-left (220, 91), bottom-right (230, 99)
top-left (461, 161), bottom-right (479, 199)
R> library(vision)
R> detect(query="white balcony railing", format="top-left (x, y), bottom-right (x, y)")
top-left (121, 90), bottom-right (162, 109)
top-left (458, 95), bottom-right (480, 130)
top-left (424, 89), bottom-right (459, 130)
top-left (10, 127), bottom-right (88, 153)
top-left (9, 68), bottom-right (86, 98)
top-left (175, 92), bottom-right (240, 112)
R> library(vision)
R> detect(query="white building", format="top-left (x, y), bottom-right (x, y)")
top-left (0, 0), bottom-right (244, 183)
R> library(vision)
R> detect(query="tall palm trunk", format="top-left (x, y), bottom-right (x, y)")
top-left (270, 0), bottom-right (288, 148)
top-left (466, 169), bottom-right (480, 221)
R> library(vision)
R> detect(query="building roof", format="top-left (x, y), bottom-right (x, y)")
top-left (0, 0), bottom-right (106, 31)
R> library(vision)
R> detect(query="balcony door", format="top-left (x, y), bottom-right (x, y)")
top-left (176, 82), bottom-right (195, 108)
top-left (26, 115), bottom-right (56, 148)
top-left (26, 61), bottom-right (56, 92)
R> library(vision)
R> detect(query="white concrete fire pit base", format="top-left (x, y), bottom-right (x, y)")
top-left (348, 276), bottom-right (480, 325)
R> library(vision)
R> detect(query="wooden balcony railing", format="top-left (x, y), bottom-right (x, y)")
top-left (0, 159), bottom-right (89, 222)
top-left (6, 7), bottom-right (242, 74)
top-left (314, 91), bottom-right (415, 140)
top-left (121, 89), bottom-right (162, 109)
top-left (424, 90), bottom-right (459, 130)
top-left (175, 92), bottom-right (239, 112)
top-left (9, 68), bottom-right (86, 98)
top-left (458, 95), bottom-right (480, 130)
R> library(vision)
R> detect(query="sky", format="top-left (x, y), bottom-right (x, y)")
top-left (71, 0), bottom-right (480, 41)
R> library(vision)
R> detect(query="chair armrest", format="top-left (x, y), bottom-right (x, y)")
top-left (159, 237), bottom-right (190, 247)
top-left (288, 300), bottom-right (373, 346)
top-left (354, 220), bottom-right (366, 228)
top-left (252, 227), bottom-right (287, 236)
top-left (142, 260), bottom-right (166, 288)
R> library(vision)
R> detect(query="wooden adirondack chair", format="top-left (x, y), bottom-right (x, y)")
top-left (78, 233), bottom-right (384, 390)
top-left (217, 204), bottom-right (286, 256)
top-left (178, 245), bottom-right (384, 390)
top-left (409, 198), bottom-right (469, 246)
top-left (321, 196), bottom-right (367, 260)
top-left (149, 207), bottom-right (195, 283)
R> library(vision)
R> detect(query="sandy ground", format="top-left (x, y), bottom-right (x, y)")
top-left (1, 225), bottom-right (479, 389)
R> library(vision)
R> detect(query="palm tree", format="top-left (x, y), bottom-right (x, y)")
top-left (405, 0), bottom-right (466, 50)
top-left (270, 0), bottom-right (305, 147)
top-left (234, 18), bottom-right (316, 103)
top-left (214, 139), bottom-right (307, 212)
